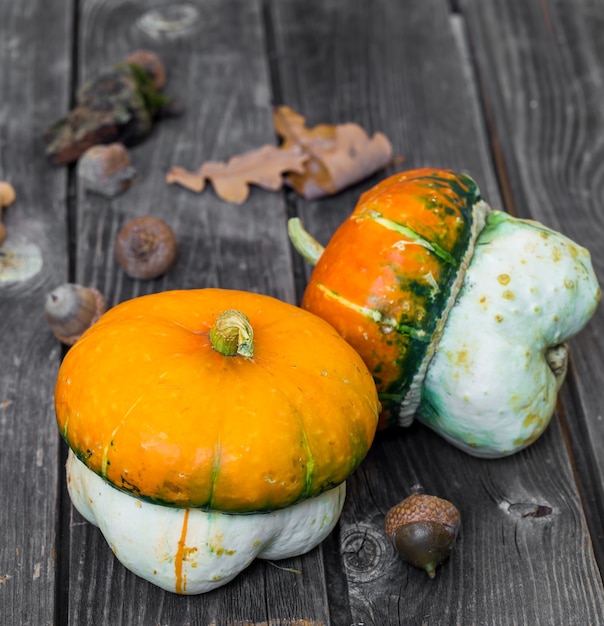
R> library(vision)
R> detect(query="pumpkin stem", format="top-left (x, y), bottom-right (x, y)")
top-left (287, 218), bottom-right (325, 266)
top-left (209, 310), bottom-right (254, 358)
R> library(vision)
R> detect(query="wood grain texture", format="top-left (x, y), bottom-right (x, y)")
top-left (0, 1), bottom-right (73, 624)
top-left (62, 0), bottom-right (329, 624)
top-left (459, 0), bottom-right (604, 572)
top-left (2, 0), bottom-right (604, 624)
top-left (270, 0), bottom-right (604, 623)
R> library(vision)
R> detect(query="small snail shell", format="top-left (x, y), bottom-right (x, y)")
top-left (45, 283), bottom-right (106, 345)
top-left (384, 485), bottom-right (461, 579)
top-left (114, 216), bottom-right (177, 280)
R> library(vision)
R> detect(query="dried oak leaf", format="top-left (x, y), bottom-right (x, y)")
top-left (273, 105), bottom-right (393, 199)
top-left (166, 145), bottom-right (308, 204)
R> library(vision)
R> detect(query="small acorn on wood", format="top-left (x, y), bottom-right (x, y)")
top-left (384, 485), bottom-right (461, 579)
top-left (0, 181), bottom-right (16, 245)
top-left (45, 283), bottom-right (106, 345)
top-left (114, 216), bottom-right (177, 279)
top-left (79, 143), bottom-right (137, 198)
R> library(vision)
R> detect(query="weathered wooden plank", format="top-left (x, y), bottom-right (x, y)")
top-left (62, 0), bottom-right (330, 624)
top-left (0, 1), bottom-right (73, 624)
top-left (459, 0), bottom-right (604, 571)
top-left (270, 0), bottom-right (604, 623)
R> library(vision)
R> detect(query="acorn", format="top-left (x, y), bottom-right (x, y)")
top-left (79, 143), bottom-right (137, 198)
top-left (0, 181), bottom-right (16, 245)
top-left (45, 283), bottom-right (106, 345)
top-left (384, 485), bottom-right (461, 579)
top-left (114, 216), bottom-right (177, 280)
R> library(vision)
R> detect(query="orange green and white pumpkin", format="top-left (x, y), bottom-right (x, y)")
top-left (55, 289), bottom-right (380, 594)
top-left (289, 168), bottom-right (600, 457)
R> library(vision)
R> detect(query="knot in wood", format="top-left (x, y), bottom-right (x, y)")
top-left (341, 525), bottom-right (387, 582)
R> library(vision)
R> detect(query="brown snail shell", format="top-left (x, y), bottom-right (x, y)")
top-left (45, 283), bottom-right (106, 345)
top-left (384, 486), bottom-right (461, 578)
top-left (114, 216), bottom-right (177, 279)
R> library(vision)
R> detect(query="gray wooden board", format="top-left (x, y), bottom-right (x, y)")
top-left (0, 0), bottom-right (73, 624)
top-left (270, 0), bottom-right (604, 623)
top-left (3, 0), bottom-right (604, 624)
top-left (63, 0), bottom-right (328, 624)
top-left (459, 0), bottom-right (604, 572)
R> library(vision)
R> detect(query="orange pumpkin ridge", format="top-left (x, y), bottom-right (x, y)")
top-left (55, 289), bottom-right (380, 513)
top-left (299, 169), bottom-right (490, 428)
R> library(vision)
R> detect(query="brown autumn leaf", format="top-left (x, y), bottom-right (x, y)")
top-left (166, 106), bottom-right (394, 203)
top-left (273, 105), bottom-right (393, 199)
top-left (166, 144), bottom-right (307, 204)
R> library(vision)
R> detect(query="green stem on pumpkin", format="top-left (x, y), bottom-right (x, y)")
top-left (287, 218), bottom-right (325, 266)
top-left (209, 310), bottom-right (254, 358)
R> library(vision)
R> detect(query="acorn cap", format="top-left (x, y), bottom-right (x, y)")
top-left (385, 492), bottom-right (461, 536)
top-left (45, 283), bottom-right (106, 345)
top-left (114, 216), bottom-right (177, 279)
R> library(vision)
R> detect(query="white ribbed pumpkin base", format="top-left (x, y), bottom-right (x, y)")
top-left (66, 450), bottom-right (345, 594)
